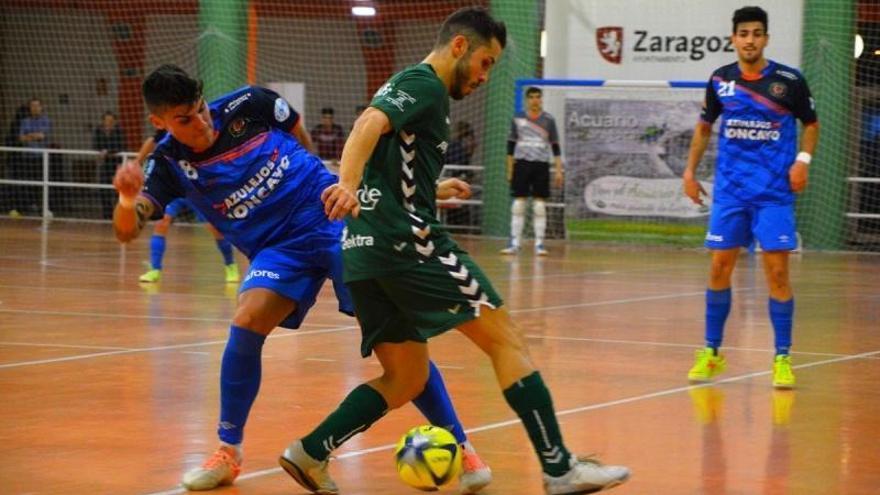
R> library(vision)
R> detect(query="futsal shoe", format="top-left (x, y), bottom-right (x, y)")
top-left (772, 354), bottom-right (796, 388)
top-left (139, 268), bottom-right (161, 283)
top-left (181, 445), bottom-right (242, 490)
top-left (543, 455), bottom-right (630, 494)
top-left (224, 263), bottom-right (240, 283)
top-left (279, 440), bottom-right (338, 495)
top-left (459, 447), bottom-right (492, 494)
top-left (687, 348), bottom-right (727, 382)
top-left (535, 243), bottom-right (549, 256)
top-left (500, 242), bottom-right (520, 255)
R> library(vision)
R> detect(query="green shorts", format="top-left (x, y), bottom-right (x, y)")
top-left (347, 249), bottom-right (503, 357)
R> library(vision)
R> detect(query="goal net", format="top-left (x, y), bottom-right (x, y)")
top-left (0, 0), bottom-right (874, 252)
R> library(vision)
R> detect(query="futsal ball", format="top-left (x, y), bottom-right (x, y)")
top-left (394, 425), bottom-right (462, 491)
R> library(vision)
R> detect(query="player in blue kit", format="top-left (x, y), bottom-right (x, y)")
top-left (138, 197), bottom-right (240, 284)
top-left (112, 65), bottom-right (491, 492)
top-left (682, 6), bottom-right (819, 388)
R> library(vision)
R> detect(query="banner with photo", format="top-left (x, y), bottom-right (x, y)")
top-left (564, 97), bottom-right (714, 220)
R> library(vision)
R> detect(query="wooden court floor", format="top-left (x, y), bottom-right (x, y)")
top-left (1, 219), bottom-right (879, 495)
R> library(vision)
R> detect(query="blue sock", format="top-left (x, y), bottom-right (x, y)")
top-left (218, 325), bottom-right (266, 445)
top-left (216, 238), bottom-right (234, 265)
top-left (150, 235), bottom-right (166, 270)
top-left (706, 288), bottom-right (732, 351)
top-left (411, 360), bottom-right (467, 444)
top-left (769, 297), bottom-right (794, 355)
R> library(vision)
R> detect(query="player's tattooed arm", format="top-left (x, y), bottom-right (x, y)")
top-left (113, 197), bottom-right (155, 243)
top-left (112, 160), bottom-right (153, 243)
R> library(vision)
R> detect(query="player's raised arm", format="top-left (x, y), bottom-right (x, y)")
top-left (321, 106), bottom-right (391, 220)
top-left (112, 160), bottom-right (155, 243)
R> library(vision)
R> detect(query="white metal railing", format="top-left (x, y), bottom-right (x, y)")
top-left (0, 149), bottom-right (535, 232)
top-left (0, 146), bottom-right (137, 221)
top-left (846, 177), bottom-right (880, 220)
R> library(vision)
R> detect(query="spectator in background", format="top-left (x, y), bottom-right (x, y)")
top-left (93, 111), bottom-right (126, 218)
top-left (444, 121), bottom-right (478, 227)
top-left (446, 120), bottom-right (476, 165)
top-left (352, 104), bottom-right (367, 132)
top-left (3, 103), bottom-right (29, 215)
top-left (310, 107), bottom-right (345, 163)
top-left (18, 98), bottom-right (51, 149)
top-left (14, 98), bottom-right (52, 215)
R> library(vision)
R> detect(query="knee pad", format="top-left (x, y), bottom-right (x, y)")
top-left (532, 200), bottom-right (546, 218)
top-left (512, 198), bottom-right (527, 215)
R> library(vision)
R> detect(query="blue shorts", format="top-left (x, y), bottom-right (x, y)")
top-left (239, 237), bottom-right (354, 329)
top-left (704, 202), bottom-right (797, 251)
top-left (165, 198), bottom-right (207, 222)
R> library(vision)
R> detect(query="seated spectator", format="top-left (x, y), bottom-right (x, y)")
top-left (446, 121), bottom-right (476, 165)
top-left (93, 111), bottom-right (125, 218)
top-left (310, 107), bottom-right (345, 163)
top-left (13, 98), bottom-right (52, 215)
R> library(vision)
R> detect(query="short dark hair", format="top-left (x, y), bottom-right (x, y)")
top-left (321, 107), bottom-right (334, 116)
top-left (732, 6), bottom-right (768, 33)
top-left (435, 6), bottom-right (507, 50)
top-left (143, 64), bottom-right (203, 112)
top-left (526, 86), bottom-right (542, 97)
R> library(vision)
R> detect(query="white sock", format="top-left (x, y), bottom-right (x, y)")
top-left (511, 198), bottom-right (526, 247)
top-left (533, 200), bottom-right (547, 245)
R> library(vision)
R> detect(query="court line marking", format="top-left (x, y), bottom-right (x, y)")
top-left (525, 335), bottom-right (867, 359)
top-left (0, 308), bottom-right (341, 327)
top-left (0, 325), bottom-right (359, 370)
top-left (0, 287), bottom-right (729, 370)
top-left (142, 347), bottom-right (880, 495)
top-left (0, 341), bottom-right (133, 351)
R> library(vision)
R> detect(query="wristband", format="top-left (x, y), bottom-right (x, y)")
top-left (796, 151), bottom-right (812, 165)
top-left (118, 195), bottom-right (136, 208)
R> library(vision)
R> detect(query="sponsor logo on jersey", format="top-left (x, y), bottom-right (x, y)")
top-left (143, 158), bottom-right (155, 178)
top-left (229, 117), bottom-right (247, 137)
top-left (218, 151), bottom-right (291, 219)
top-left (723, 119), bottom-right (781, 141)
top-left (769, 82), bottom-right (787, 98)
top-left (274, 98), bottom-right (290, 122)
top-left (224, 93), bottom-right (251, 113)
top-left (374, 82), bottom-right (392, 98)
top-left (775, 70), bottom-right (798, 81)
top-left (705, 232), bottom-right (724, 242)
top-left (245, 269), bottom-right (280, 281)
top-left (341, 227), bottom-right (374, 250)
top-left (357, 184), bottom-right (382, 210)
top-left (385, 89), bottom-right (417, 112)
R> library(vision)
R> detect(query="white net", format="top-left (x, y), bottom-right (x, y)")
top-left (0, 0), bottom-right (874, 251)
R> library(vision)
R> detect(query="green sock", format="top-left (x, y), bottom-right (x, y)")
top-left (301, 384), bottom-right (388, 461)
top-left (503, 371), bottom-right (572, 477)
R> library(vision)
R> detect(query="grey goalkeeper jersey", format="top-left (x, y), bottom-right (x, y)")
top-left (508, 111), bottom-right (560, 163)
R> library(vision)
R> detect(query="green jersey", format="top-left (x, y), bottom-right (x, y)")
top-left (343, 63), bottom-right (455, 281)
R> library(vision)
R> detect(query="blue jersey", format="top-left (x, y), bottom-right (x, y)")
top-left (701, 60), bottom-right (817, 205)
top-left (142, 86), bottom-right (341, 259)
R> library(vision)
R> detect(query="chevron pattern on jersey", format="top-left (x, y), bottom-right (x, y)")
top-left (438, 252), bottom-right (490, 314)
top-left (399, 130), bottom-right (434, 261)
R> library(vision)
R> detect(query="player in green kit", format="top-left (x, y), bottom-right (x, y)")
top-left (278, 7), bottom-right (630, 495)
